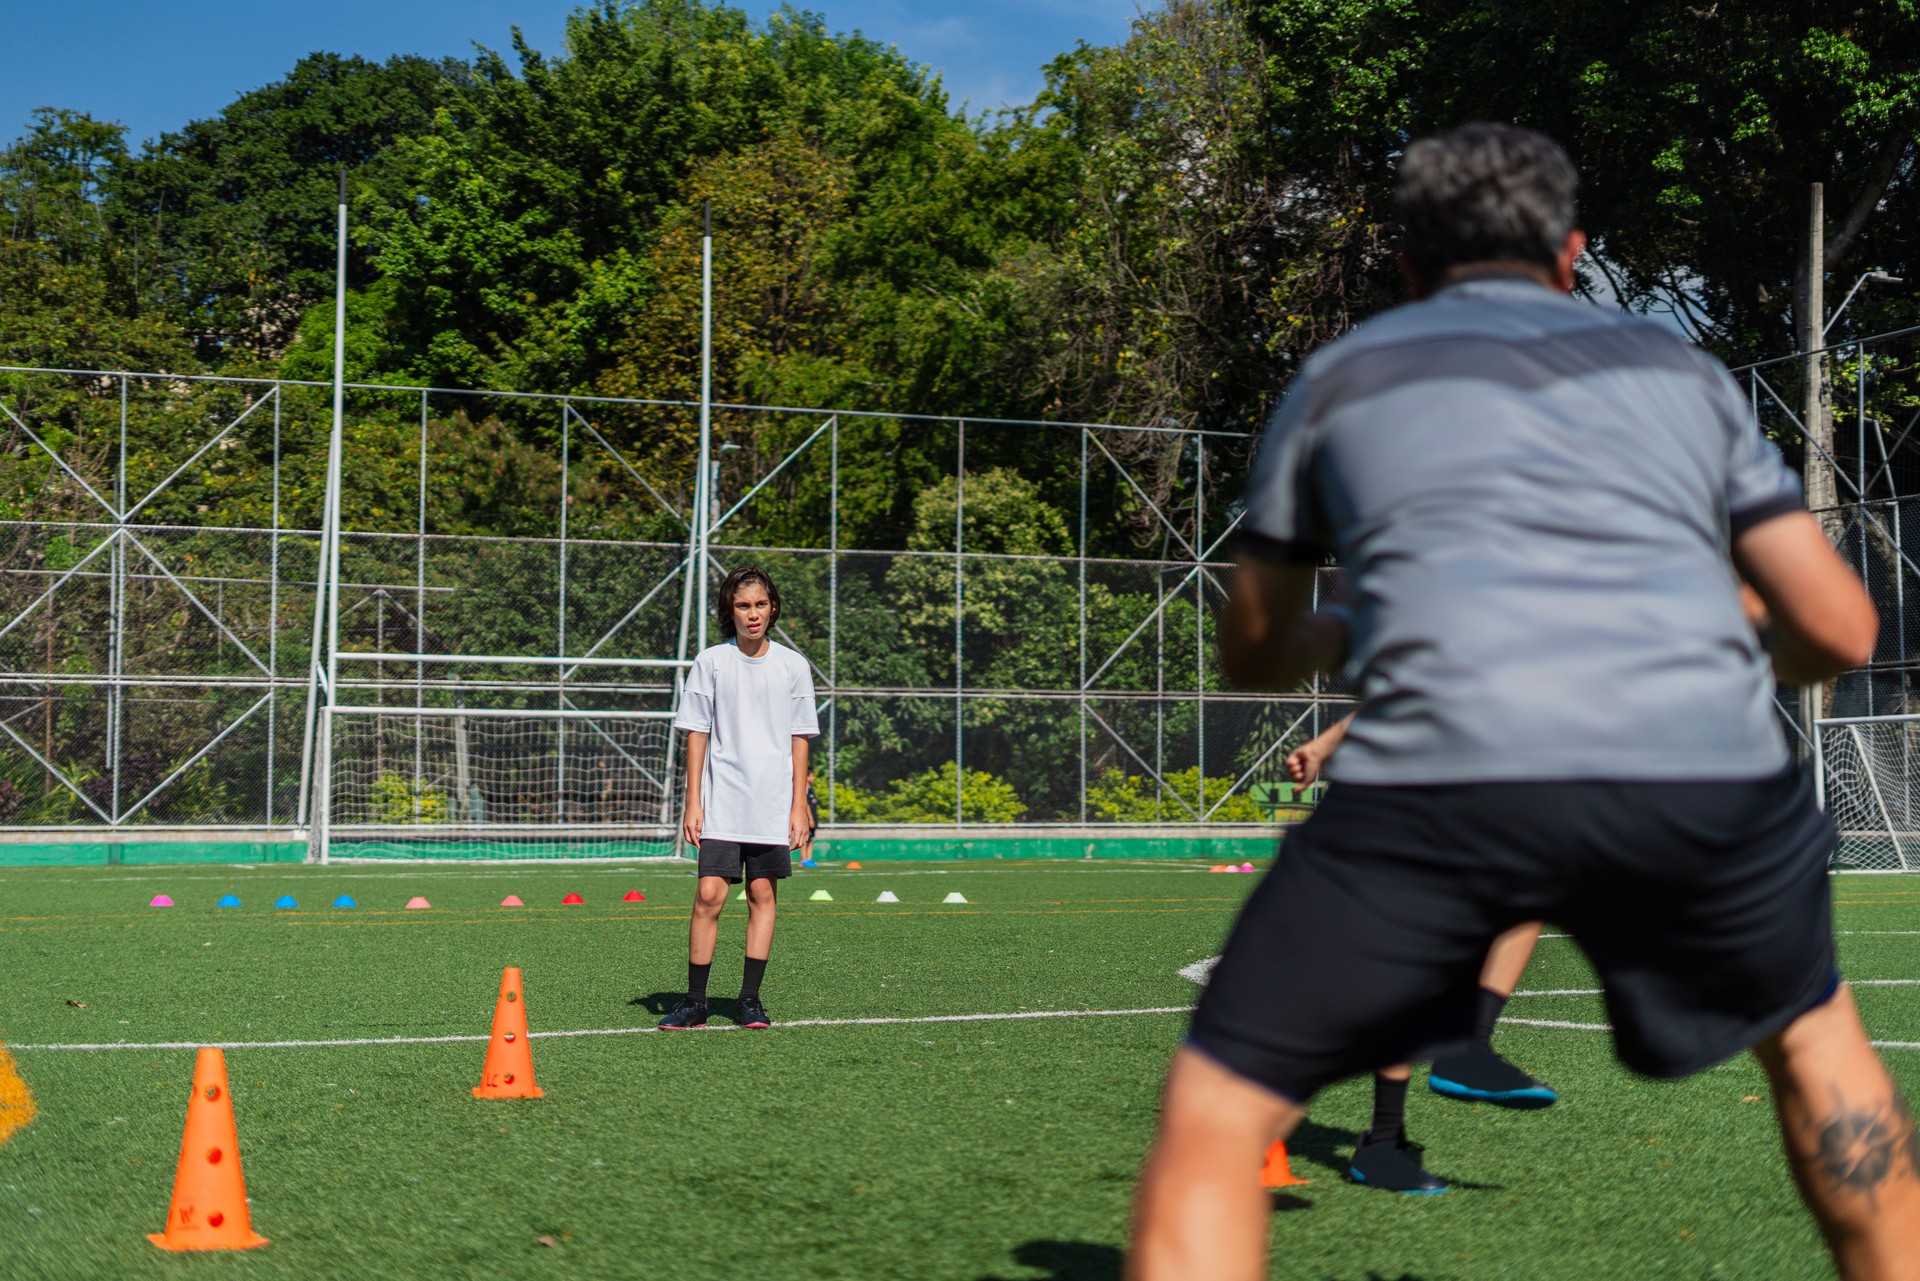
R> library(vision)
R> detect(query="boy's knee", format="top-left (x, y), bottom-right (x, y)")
top-left (694, 882), bottom-right (730, 911)
top-left (746, 879), bottom-right (778, 906)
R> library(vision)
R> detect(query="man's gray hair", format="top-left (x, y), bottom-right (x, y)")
top-left (1396, 123), bottom-right (1579, 282)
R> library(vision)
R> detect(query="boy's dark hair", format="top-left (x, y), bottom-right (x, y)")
top-left (1396, 123), bottom-right (1580, 284)
top-left (717, 565), bottom-right (781, 639)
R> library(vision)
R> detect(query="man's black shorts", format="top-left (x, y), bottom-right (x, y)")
top-left (1189, 767), bottom-right (1839, 1103)
top-left (696, 839), bottom-right (792, 884)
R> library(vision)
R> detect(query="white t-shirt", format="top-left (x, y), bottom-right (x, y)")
top-left (673, 639), bottom-right (820, 844)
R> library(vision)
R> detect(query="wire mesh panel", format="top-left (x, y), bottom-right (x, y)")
top-left (318, 708), bottom-right (681, 861)
top-left (1818, 716), bottom-right (1920, 871)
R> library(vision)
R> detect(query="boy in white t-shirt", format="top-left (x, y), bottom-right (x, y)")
top-left (660, 566), bottom-right (819, 1030)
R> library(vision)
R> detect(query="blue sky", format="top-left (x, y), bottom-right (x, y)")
top-left (2, 1), bottom-right (1141, 149)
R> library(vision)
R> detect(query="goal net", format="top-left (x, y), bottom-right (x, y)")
top-left (313, 706), bottom-right (683, 861)
top-left (1817, 714), bottom-right (1920, 871)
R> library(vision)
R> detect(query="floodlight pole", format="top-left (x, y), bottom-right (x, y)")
top-left (695, 200), bottom-right (715, 654)
top-left (299, 169), bottom-right (350, 862)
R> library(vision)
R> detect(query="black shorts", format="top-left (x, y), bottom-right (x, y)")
top-left (1189, 767), bottom-right (1839, 1102)
top-left (696, 839), bottom-right (792, 884)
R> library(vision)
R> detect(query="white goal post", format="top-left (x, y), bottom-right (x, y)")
top-left (1815, 713), bottom-right (1920, 872)
top-left (309, 654), bottom-right (693, 864)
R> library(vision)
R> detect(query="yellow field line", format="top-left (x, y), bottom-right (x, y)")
top-left (0, 1046), bottom-right (37, 1148)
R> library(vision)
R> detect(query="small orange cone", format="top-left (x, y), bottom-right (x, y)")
top-left (846, 861), bottom-right (863, 870)
top-left (148, 1048), bottom-right (269, 1251)
top-left (1260, 1138), bottom-right (1309, 1188)
top-left (472, 967), bottom-right (543, 1099)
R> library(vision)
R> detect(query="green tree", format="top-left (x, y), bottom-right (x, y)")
top-left (110, 53), bottom-right (467, 362)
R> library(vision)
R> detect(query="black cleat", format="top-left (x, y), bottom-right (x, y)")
top-left (658, 997), bottom-right (709, 1029)
top-left (1349, 1133), bottom-right (1448, 1194)
top-left (1429, 1043), bottom-right (1557, 1108)
top-left (737, 996), bottom-right (771, 1028)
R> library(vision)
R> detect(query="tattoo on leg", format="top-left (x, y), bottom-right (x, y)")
top-left (1800, 1084), bottom-right (1920, 1207)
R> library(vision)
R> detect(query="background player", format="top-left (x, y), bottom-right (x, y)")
top-left (659, 566), bottom-right (818, 1030)
top-left (1286, 715), bottom-right (1554, 1193)
top-left (1129, 124), bottom-right (1915, 1280)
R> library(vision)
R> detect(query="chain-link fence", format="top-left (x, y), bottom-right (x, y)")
top-left (0, 365), bottom-right (1348, 845)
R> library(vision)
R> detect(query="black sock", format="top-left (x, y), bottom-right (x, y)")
top-left (1368, 1073), bottom-right (1409, 1144)
top-left (687, 961), bottom-right (711, 1001)
top-left (740, 955), bottom-right (768, 1001)
top-left (1474, 985), bottom-right (1509, 1041)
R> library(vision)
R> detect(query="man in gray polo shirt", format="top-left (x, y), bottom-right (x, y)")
top-left (1128, 124), bottom-right (1915, 1280)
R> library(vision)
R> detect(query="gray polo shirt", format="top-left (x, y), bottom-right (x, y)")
top-left (1243, 276), bottom-right (1801, 784)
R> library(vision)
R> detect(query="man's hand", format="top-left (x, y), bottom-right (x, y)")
top-left (1219, 558), bottom-right (1345, 690)
top-left (789, 804), bottom-right (810, 852)
top-left (682, 802), bottom-right (703, 850)
top-left (1285, 740), bottom-right (1330, 786)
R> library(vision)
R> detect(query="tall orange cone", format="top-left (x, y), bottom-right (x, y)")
top-left (1260, 1139), bottom-right (1309, 1189)
top-left (472, 967), bottom-right (543, 1099)
top-left (148, 1048), bottom-right (269, 1251)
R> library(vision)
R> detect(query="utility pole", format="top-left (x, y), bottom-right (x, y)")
top-left (1799, 183), bottom-right (1836, 732)
top-left (1801, 183), bottom-right (1834, 518)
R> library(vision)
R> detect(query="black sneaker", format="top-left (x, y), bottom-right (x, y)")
top-left (658, 997), bottom-right (709, 1029)
top-left (736, 996), bottom-right (771, 1028)
top-left (1429, 1043), bottom-right (1557, 1108)
top-left (1348, 1133), bottom-right (1448, 1194)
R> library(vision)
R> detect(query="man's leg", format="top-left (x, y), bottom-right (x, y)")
top-left (1430, 921), bottom-right (1556, 1107)
top-left (1129, 1046), bottom-right (1302, 1281)
top-left (1753, 984), bottom-right (1920, 1281)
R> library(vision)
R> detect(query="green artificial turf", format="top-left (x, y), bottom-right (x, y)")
top-left (0, 860), bottom-right (1914, 1279)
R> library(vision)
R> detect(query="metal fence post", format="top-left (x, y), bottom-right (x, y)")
top-left (954, 418), bottom-right (965, 827)
top-left (1079, 427), bottom-right (1088, 825)
top-left (829, 414), bottom-right (839, 822)
top-left (558, 399), bottom-right (570, 822)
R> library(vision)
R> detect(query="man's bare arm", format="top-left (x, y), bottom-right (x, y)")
top-left (1285, 712), bottom-right (1356, 787)
top-left (1733, 511), bottom-right (1878, 685)
top-left (1219, 559), bottom-right (1347, 690)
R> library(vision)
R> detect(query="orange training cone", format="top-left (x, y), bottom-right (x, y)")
top-left (472, 967), bottom-right (543, 1099)
top-left (846, 861), bottom-right (863, 870)
top-left (148, 1048), bottom-right (269, 1251)
top-left (1260, 1138), bottom-right (1308, 1189)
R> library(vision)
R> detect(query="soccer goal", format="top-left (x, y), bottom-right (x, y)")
top-left (309, 655), bottom-right (691, 863)
top-left (1816, 713), bottom-right (1920, 871)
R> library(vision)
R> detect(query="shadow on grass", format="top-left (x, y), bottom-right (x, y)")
top-left (975, 1241), bottom-right (1438, 1281)
top-left (628, 991), bottom-right (680, 1015)
top-left (977, 1239), bottom-right (1121, 1281)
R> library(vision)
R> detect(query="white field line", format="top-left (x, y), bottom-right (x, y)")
top-left (5, 1005), bottom-right (1193, 1053)
top-left (13, 998), bottom-right (1920, 1055)
top-left (1514, 981), bottom-right (1920, 997)
top-left (1177, 957), bottom-right (1219, 985)
top-left (1542, 931), bottom-right (1920, 940)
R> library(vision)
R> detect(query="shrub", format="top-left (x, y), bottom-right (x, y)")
top-left (1086, 766), bottom-right (1267, 824)
top-left (372, 772), bottom-right (450, 824)
top-left (866, 762), bottom-right (1028, 824)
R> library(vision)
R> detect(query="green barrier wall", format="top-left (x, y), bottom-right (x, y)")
top-left (0, 830), bottom-right (1280, 867)
top-left (0, 838), bottom-right (306, 867)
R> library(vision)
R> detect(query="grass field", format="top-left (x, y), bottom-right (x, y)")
top-left (1, 859), bottom-right (1917, 1280)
